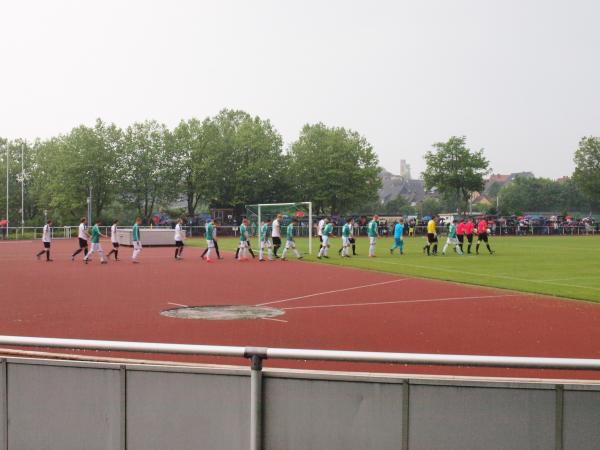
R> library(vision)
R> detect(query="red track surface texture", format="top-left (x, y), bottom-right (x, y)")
top-left (1, 239), bottom-right (600, 380)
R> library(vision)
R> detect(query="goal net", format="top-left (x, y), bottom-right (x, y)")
top-left (245, 202), bottom-right (313, 254)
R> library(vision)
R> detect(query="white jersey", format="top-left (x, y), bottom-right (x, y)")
top-left (174, 224), bottom-right (183, 241)
top-left (317, 219), bottom-right (325, 236)
top-left (42, 224), bottom-right (51, 243)
top-left (212, 227), bottom-right (217, 239)
top-left (111, 224), bottom-right (118, 243)
top-left (272, 219), bottom-right (281, 238)
top-left (78, 223), bottom-right (87, 239)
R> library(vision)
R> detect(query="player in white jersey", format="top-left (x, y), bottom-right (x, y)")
top-left (271, 214), bottom-right (282, 258)
top-left (107, 220), bottom-right (120, 261)
top-left (71, 217), bottom-right (89, 260)
top-left (317, 218), bottom-right (326, 251)
top-left (36, 220), bottom-right (54, 262)
top-left (174, 218), bottom-right (185, 260)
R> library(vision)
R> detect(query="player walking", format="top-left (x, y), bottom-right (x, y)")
top-left (131, 217), bottom-right (142, 263)
top-left (174, 218), bottom-right (185, 260)
top-left (202, 219), bottom-right (216, 262)
top-left (476, 217), bottom-right (495, 255)
top-left (317, 218), bottom-right (333, 259)
top-left (367, 215), bottom-right (379, 257)
top-left (271, 214), bottom-right (282, 258)
top-left (423, 216), bottom-right (438, 256)
top-left (390, 218), bottom-right (405, 255)
top-left (84, 219), bottom-right (108, 264)
top-left (71, 217), bottom-right (89, 260)
top-left (317, 217), bottom-right (326, 252)
top-left (281, 218), bottom-right (303, 260)
top-left (107, 220), bottom-right (120, 261)
top-left (340, 217), bottom-right (354, 257)
top-left (238, 218), bottom-right (250, 261)
top-left (456, 218), bottom-right (466, 254)
top-left (36, 220), bottom-right (53, 262)
top-left (259, 218), bottom-right (273, 261)
top-left (442, 219), bottom-right (463, 255)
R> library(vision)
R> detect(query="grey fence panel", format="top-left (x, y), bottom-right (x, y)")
top-left (7, 362), bottom-right (121, 450)
top-left (408, 384), bottom-right (555, 450)
top-left (126, 369), bottom-right (249, 450)
top-left (563, 389), bottom-right (600, 450)
top-left (263, 377), bottom-right (404, 450)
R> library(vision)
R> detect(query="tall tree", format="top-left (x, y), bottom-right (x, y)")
top-left (288, 123), bottom-right (381, 215)
top-left (119, 120), bottom-right (178, 223)
top-left (573, 136), bottom-right (600, 210)
top-left (422, 136), bottom-right (490, 212)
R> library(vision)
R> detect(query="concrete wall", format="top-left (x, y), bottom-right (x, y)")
top-left (0, 357), bottom-right (599, 450)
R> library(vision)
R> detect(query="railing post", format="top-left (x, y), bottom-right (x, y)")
top-left (246, 348), bottom-right (267, 450)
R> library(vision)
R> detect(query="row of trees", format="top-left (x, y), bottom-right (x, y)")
top-left (0, 110), bottom-right (381, 225)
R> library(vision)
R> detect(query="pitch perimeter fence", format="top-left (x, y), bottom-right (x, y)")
top-left (0, 224), bottom-right (597, 241)
top-left (0, 336), bottom-right (599, 450)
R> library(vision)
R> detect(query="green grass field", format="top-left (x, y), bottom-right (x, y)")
top-left (188, 235), bottom-right (600, 303)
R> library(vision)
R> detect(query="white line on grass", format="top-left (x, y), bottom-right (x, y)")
top-left (256, 279), bottom-right (408, 307)
top-left (281, 294), bottom-right (524, 311)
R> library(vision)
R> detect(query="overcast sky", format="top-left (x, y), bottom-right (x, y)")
top-left (1, 0), bottom-right (598, 179)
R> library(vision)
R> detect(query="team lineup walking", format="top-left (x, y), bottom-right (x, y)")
top-left (34, 213), bottom-right (495, 263)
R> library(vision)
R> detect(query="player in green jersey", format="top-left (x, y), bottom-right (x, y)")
top-left (259, 218), bottom-right (273, 261)
top-left (238, 218), bottom-right (250, 261)
top-left (131, 217), bottom-right (142, 263)
top-left (339, 217), bottom-right (354, 257)
top-left (317, 218), bottom-right (333, 259)
top-left (442, 219), bottom-right (464, 256)
top-left (84, 219), bottom-right (108, 264)
top-left (281, 219), bottom-right (303, 260)
top-left (367, 215), bottom-right (379, 257)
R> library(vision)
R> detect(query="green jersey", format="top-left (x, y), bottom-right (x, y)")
top-left (367, 220), bottom-right (378, 237)
top-left (206, 223), bottom-right (214, 240)
top-left (448, 223), bottom-right (457, 239)
top-left (132, 223), bottom-right (140, 242)
top-left (91, 224), bottom-right (101, 244)
top-left (240, 224), bottom-right (247, 242)
top-left (342, 223), bottom-right (351, 237)
top-left (260, 223), bottom-right (269, 241)
top-left (323, 223), bottom-right (333, 236)
top-left (286, 223), bottom-right (295, 241)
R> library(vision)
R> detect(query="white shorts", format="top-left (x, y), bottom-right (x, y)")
top-left (369, 236), bottom-right (377, 245)
top-left (321, 236), bottom-right (330, 246)
top-left (260, 240), bottom-right (272, 249)
top-left (285, 240), bottom-right (296, 249)
top-left (447, 237), bottom-right (459, 245)
top-left (342, 236), bottom-right (350, 246)
top-left (206, 239), bottom-right (215, 248)
top-left (239, 240), bottom-right (248, 249)
top-left (90, 243), bottom-right (103, 252)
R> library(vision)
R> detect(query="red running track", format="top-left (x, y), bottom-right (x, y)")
top-left (1, 239), bottom-right (600, 380)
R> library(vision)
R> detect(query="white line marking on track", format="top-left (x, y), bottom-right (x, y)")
top-left (167, 302), bottom-right (189, 307)
top-left (256, 279), bottom-right (408, 307)
top-left (261, 317), bottom-right (288, 323)
top-left (281, 294), bottom-right (523, 311)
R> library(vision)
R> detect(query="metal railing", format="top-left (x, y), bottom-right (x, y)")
top-left (1, 335), bottom-right (600, 450)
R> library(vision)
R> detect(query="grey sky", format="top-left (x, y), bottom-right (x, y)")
top-left (2, 0), bottom-right (599, 179)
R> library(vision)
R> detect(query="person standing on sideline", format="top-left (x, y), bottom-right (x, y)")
top-left (271, 214), bottom-right (282, 258)
top-left (281, 218), bottom-right (303, 260)
top-left (36, 220), bottom-right (54, 262)
top-left (107, 220), bottom-right (120, 261)
top-left (238, 218), bottom-right (250, 261)
top-left (131, 217), bottom-right (142, 263)
top-left (317, 218), bottom-right (333, 259)
top-left (84, 219), bottom-right (108, 264)
top-left (259, 218), bottom-right (273, 261)
top-left (71, 217), bottom-right (89, 260)
top-left (390, 218), bottom-right (405, 255)
top-left (340, 217), bottom-right (354, 257)
top-left (174, 218), bottom-right (185, 260)
top-left (456, 218), bottom-right (466, 254)
top-left (442, 219), bottom-right (463, 255)
top-left (367, 215), bottom-right (379, 257)
top-left (476, 217), bottom-right (495, 255)
top-left (423, 216), bottom-right (439, 256)
top-left (465, 217), bottom-right (475, 254)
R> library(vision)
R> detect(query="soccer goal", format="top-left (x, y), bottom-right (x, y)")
top-left (245, 202), bottom-right (313, 254)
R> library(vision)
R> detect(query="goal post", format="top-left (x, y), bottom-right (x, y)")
top-left (245, 202), bottom-right (313, 255)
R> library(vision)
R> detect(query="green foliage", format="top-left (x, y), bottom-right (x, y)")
top-left (498, 176), bottom-right (590, 215)
top-left (422, 136), bottom-right (490, 212)
top-left (288, 123), bottom-right (381, 215)
top-left (573, 136), bottom-right (600, 208)
top-left (419, 197), bottom-right (444, 216)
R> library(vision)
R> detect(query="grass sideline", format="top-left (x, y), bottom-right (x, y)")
top-left (187, 235), bottom-right (600, 303)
